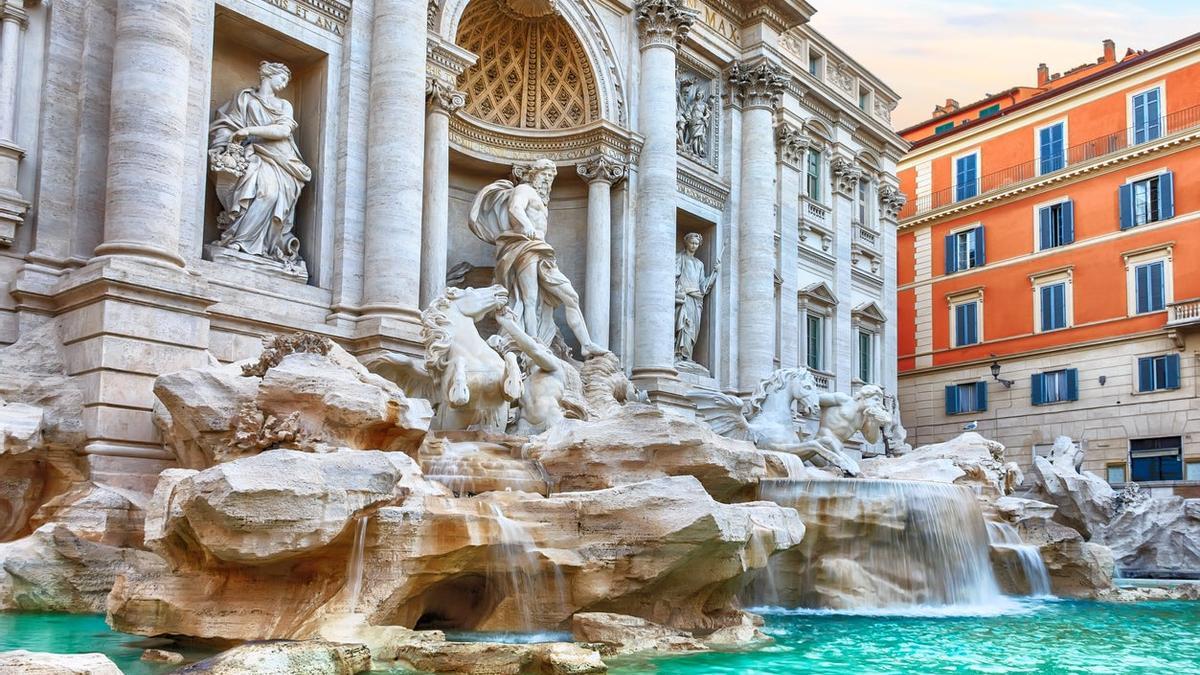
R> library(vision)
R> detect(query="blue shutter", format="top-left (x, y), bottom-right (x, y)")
top-left (1137, 356), bottom-right (1153, 392)
top-left (1136, 264), bottom-right (1151, 314)
top-left (975, 381), bottom-right (988, 411)
top-left (1038, 207), bottom-right (1052, 250)
top-left (1066, 369), bottom-right (1079, 401)
top-left (944, 234), bottom-right (957, 274)
top-left (1133, 91), bottom-right (1147, 143)
top-left (1040, 286), bottom-right (1052, 331)
top-left (1150, 262), bottom-right (1165, 312)
top-left (945, 385), bottom-right (958, 415)
top-left (1159, 171), bottom-right (1175, 220)
top-left (974, 226), bottom-right (986, 265)
top-left (1062, 200), bottom-right (1075, 244)
top-left (1119, 183), bottom-right (1134, 230)
top-left (967, 302), bottom-right (978, 344)
top-left (1146, 90), bottom-right (1161, 141)
top-left (1031, 373), bottom-right (1044, 405)
top-left (1165, 353), bottom-right (1181, 389)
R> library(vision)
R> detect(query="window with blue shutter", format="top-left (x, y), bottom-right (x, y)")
top-left (1134, 261), bottom-right (1166, 314)
top-left (1038, 201), bottom-right (1074, 250)
top-left (945, 382), bottom-right (987, 414)
top-left (1033, 369), bottom-right (1079, 405)
top-left (1132, 88), bottom-right (1162, 144)
top-left (1039, 282), bottom-right (1067, 331)
top-left (935, 121), bottom-right (955, 135)
top-left (954, 301), bottom-right (979, 347)
top-left (946, 227), bottom-right (985, 273)
top-left (1125, 172), bottom-right (1173, 228)
top-left (979, 104), bottom-right (1001, 119)
top-left (1039, 123), bottom-right (1065, 174)
top-left (1158, 171), bottom-right (1175, 220)
top-left (1138, 354), bottom-right (1181, 392)
top-left (945, 385), bottom-right (958, 415)
top-left (955, 154), bottom-right (978, 202)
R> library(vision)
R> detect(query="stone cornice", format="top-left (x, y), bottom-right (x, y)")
top-left (677, 164), bottom-right (729, 209)
top-left (450, 115), bottom-right (643, 166)
top-left (728, 59), bottom-right (786, 111)
top-left (635, 0), bottom-right (697, 51)
top-left (426, 33), bottom-right (477, 86)
top-left (576, 155), bottom-right (627, 185)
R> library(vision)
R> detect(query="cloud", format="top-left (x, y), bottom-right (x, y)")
top-left (807, 0), bottom-right (1200, 128)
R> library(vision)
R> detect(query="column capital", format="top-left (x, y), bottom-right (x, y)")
top-left (425, 77), bottom-right (466, 115)
top-left (729, 60), bottom-right (787, 111)
top-left (635, 0), bottom-right (696, 52)
top-left (877, 183), bottom-right (907, 221)
top-left (0, 1), bottom-right (28, 27)
top-left (830, 154), bottom-right (864, 196)
top-left (576, 155), bottom-right (626, 185)
top-left (775, 122), bottom-right (811, 168)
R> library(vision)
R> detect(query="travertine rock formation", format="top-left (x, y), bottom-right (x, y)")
top-left (175, 640), bottom-right (370, 675)
top-left (860, 432), bottom-right (1022, 501)
top-left (525, 404), bottom-right (777, 500)
top-left (571, 612), bottom-right (707, 655)
top-left (154, 335), bottom-right (432, 468)
top-left (0, 650), bottom-right (123, 675)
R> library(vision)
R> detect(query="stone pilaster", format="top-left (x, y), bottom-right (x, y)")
top-left (360, 0), bottom-right (427, 337)
top-left (878, 182), bottom-right (905, 393)
top-left (0, 0), bottom-right (30, 246)
top-left (775, 122), bottom-right (808, 369)
top-left (731, 59), bottom-right (786, 390)
top-left (419, 77), bottom-right (465, 308)
top-left (631, 0), bottom-right (695, 391)
top-left (829, 153), bottom-right (861, 390)
top-left (577, 156), bottom-right (626, 350)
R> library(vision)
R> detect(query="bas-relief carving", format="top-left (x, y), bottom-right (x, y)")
top-left (208, 61), bottom-right (311, 281)
top-left (674, 232), bottom-right (719, 373)
top-left (468, 158), bottom-right (606, 358)
top-left (676, 74), bottom-right (716, 161)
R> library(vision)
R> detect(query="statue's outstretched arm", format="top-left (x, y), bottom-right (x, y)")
top-left (495, 308), bottom-right (558, 373)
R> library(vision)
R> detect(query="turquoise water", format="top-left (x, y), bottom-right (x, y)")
top-left (4, 600), bottom-right (1200, 674)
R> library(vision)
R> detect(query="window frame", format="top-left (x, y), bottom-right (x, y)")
top-left (1031, 268), bottom-right (1074, 333)
top-left (804, 311), bottom-right (827, 372)
top-left (1031, 368), bottom-right (1078, 406)
top-left (805, 148), bottom-right (822, 202)
top-left (1034, 118), bottom-right (1068, 176)
top-left (855, 328), bottom-right (876, 384)
top-left (952, 149), bottom-right (981, 202)
top-left (1135, 353), bottom-right (1181, 393)
top-left (948, 289), bottom-right (984, 349)
top-left (807, 49), bottom-right (824, 79)
top-left (946, 223), bottom-right (985, 273)
top-left (1106, 463), bottom-right (1127, 485)
top-left (1127, 82), bottom-right (1166, 146)
top-left (1128, 435), bottom-right (1183, 483)
top-left (1033, 196), bottom-right (1074, 250)
top-left (1123, 244), bottom-right (1173, 317)
top-left (945, 381), bottom-right (988, 415)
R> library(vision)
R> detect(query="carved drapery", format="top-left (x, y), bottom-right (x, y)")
top-left (729, 60), bottom-right (787, 110)
top-left (635, 0), bottom-right (695, 51)
top-left (455, 0), bottom-right (599, 130)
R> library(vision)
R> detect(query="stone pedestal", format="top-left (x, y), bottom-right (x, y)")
top-left (204, 244), bottom-right (308, 283)
top-left (631, 0), bottom-right (694, 393)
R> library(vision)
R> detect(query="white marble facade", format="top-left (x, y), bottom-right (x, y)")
top-left (0, 0), bottom-right (904, 479)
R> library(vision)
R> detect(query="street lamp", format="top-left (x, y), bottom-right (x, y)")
top-left (990, 360), bottom-right (1013, 388)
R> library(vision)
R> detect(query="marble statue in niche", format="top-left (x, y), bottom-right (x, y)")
top-left (674, 231), bottom-right (719, 371)
top-left (208, 61), bottom-right (311, 280)
top-left (468, 158), bottom-right (607, 359)
top-left (676, 76), bottom-right (716, 159)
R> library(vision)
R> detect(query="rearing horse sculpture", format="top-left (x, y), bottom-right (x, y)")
top-left (687, 368), bottom-right (823, 450)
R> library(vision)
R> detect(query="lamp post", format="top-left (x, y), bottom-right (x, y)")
top-left (990, 359), bottom-right (1014, 388)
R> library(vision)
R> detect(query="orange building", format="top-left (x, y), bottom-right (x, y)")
top-left (895, 34), bottom-right (1200, 491)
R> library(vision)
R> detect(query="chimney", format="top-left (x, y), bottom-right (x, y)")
top-left (1037, 63), bottom-right (1049, 87)
top-left (1103, 39), bottom-right (1116, 63)
top-left (932, 98), bottom-right (961, 118)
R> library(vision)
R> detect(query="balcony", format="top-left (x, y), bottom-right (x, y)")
top-left (901, 105), bottom-right (1200, 219)
top-left (1168, 298), bottom-right (1200, 329)
top-left (802, 198), bottom-right (830, 227)
top-left (853, 224), bottom-right (879, 249)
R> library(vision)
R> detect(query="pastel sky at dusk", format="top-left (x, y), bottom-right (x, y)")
top-left (808, 0), bottom-right (1200, 129)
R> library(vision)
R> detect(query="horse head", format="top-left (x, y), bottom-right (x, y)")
top-left (448, 284), bottom-right (510, 320)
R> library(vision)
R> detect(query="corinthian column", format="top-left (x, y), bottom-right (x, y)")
top-left (731, 60), bottom-right (786, 389)
top-left (419, 78), bottom-right (465, 308)
top-left (577, 156), bottom-right (626, 350)
top-left (632, 0), bottom-right (694, 384)
top-left (93, 0), bottom-right (192, 267)
top-left (361, 0), bottom-right (426, 320)
top-left (0, 0), bottom-right (30, 245)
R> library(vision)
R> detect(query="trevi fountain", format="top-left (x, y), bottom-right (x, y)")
top-left (1, 0), bottom-right (1200, 673)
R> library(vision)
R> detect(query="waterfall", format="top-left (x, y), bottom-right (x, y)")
top-left (751, 478), bottom-right (1005, 609)
top-left (485, 503), bottom-right (567, 631)
top-left (345, 515), bottom-right (369, 614)
top-left (766, 451), bottom-right (808, 479)
top-left (986, 521), bottom-right (1052, 597)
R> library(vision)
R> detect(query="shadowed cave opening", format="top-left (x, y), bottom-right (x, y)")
top-left (412, 574), bottom-right (500, 631)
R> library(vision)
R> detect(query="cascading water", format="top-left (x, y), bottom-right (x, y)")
top-left (750, 479), bottom-right (1005, 610)
top-left (986, 521), bottom-right (1052, 597)
top-left (344, 515), bottom-right (369, 614)
top-left (484, 503), bottom-right (568, 632)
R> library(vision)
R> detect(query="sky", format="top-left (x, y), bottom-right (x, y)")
top-left (807, 0), bottom-right (1200, 129)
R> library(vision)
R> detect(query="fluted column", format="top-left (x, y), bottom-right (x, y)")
top-left (776, 123), bottom-right (809, 369)
top-left (93, 0), bottom-right (192, 267)
top-left (419, 79), bottom-right (464, 308)
top-left (577, 156), bottom-right (626, 350)
top-left (0, 0), bottom-right (29, 246)
top-left (830, 153), bottom-right (863, 391)
top-left (632, 0), bottom-right (694, 383)
top-left (361, 0), bottom-right (426, 319)
top-left (731, 60), bottom-right (786, 389)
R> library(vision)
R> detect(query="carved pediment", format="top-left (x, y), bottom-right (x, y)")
top-left (852, 300), bottom-right (887, 325)
top-left (798, 281), bottom-right (837, 307)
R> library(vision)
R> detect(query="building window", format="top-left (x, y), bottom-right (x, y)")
top-left (979, 104), bottom-right (1000, 118)
top-left (1134, 260), bottom-right (1166, 314)
top-left (805, 149), bottom-right (821, 201)
top-left (856, 180), bottom-right (869, 224)
top-left (1137, 353), bottom-right (1181, 392)
top-left (1131, 87), bottom-right (1162, 144)
top-left (1032, 368), bottom-right (1078, 405)
top-left (945, 226), bottom-right (985, 273)
top-left (945, 382), bottom-right (987, 415)
top-left (857, 330), bottom-right (874, 383)
top-left (805, 313), bottom-right (825, 371)
top-left (1037, 201), bottom-right (1074, 250)
top-left (952, 300), bottom-right (980, 347)
top-left (858, 87), bottom-right (870, 112)
top-left (954, 152), bottom-right (979, 201)
top-left (1187, 460), bottom-right (1200, 482)
top-left (808, 52), bottom-right (822, 77)
top-left (1120, 172), bottom-right (1174, 229)
top-left (1129, 436), bottom-right (1182, 482)
top-left (934, 121), bottom-right (955, 135)
top-left (1038, 281), bottom-right (1068, 331)
top-left (1038, 122), bottom-right (1066, 174)
top-left (1106, 464), bottom-right (1127, 485)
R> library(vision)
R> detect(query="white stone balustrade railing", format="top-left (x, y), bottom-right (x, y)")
top-left (1168, 298), bottom-right (1200, 327)
top-left (802, 198), bottom-right (829, 226)
top-left (811, 370), bottom-right (832, 390)
top-left (854, 224), bottom-right (879, 249)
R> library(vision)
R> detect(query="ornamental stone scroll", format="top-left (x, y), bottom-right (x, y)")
top-left (635, 0), bottom-right (696, 51)
top-left (775, 123), bottom-right (812, 167)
